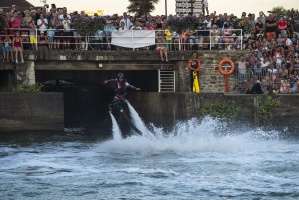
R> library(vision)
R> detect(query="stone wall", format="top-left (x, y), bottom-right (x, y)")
top-left (0, 93), bottom-right (64, 133)
top-left (129, 92), bottom-right (299, 133)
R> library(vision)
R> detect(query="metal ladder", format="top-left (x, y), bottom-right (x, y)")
top-left (158, 70), bottom-right (175, 92)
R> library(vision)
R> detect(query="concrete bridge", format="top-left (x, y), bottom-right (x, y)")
top-left (0, 49), bottom-right (248, 132)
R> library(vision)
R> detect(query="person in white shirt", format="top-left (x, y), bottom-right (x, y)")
top-left (203, 0), bottom-right (209, 15)
top-left (120, 12), bottom-right (131, 30)
top-left (37, 13), bottom-right (48, 34)
top-left (59, 7), bottom-right (71, 20)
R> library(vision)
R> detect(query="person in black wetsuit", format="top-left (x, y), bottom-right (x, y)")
top-left (103, 72), bottom-right (141, 110)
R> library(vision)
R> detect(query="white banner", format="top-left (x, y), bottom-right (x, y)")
top-left (111, 30), bottom-right (156, 48)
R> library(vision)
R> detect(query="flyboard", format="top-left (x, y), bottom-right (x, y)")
top-left (109, 96), bottom-right (142, 136)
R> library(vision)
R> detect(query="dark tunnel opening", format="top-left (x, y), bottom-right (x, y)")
top-left (35, 70), bottom-right (158, 135)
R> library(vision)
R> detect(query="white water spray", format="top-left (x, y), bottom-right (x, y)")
top-left (127, 102), bottom-right (149, 135)
top-left (109, 112), bottom-right (122, 140)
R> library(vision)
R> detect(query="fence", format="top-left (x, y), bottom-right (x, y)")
top-left (1, 28), bottom-right (244, 51)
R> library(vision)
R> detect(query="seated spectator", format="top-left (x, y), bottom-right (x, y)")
top-left (4, 35), bottom-right (14, 63)
top-left (12, 32), bottom-right (24, 63)
top-left (261, 79), bottom-right (269, 94)
top-left (21, 31), bottom-right (30, 50)
top-left (156, 32), bottom-right (168, 62)
top-left (245, 77), bottom-right (264, 94)
top-left (221, 24), bottom-right (234, 49)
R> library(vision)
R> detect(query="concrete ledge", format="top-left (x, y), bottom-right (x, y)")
top-left (0, 92), bottom-right (64, 133)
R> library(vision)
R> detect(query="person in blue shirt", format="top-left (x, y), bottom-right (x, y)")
top-left (102, 20), bottom-right (116, 50)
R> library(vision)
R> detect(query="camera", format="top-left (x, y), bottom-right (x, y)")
top-left (44, 4), bottom-right (49, 8)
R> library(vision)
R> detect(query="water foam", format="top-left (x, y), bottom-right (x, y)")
top-left (127, 102), bottom-right (149, 135)
top-left (109, 112), bottom-right (122, 140)
top-left (95, 117), bottom-right (296, 155)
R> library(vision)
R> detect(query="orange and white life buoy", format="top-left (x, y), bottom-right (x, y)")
top-left (218, 58), bottom-right (235, 76)
top-left (188, 58), bottom-right (201, 71)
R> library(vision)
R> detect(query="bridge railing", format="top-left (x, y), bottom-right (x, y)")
top-left (1, 28), bottom-right (244, 51)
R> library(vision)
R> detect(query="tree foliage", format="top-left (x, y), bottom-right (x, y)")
top-left (127, 0), bottom-right (159, 16)
top-left (268, 6), bottom-right (298, 18)
top-left (72, 17), bottom-right (106, 36)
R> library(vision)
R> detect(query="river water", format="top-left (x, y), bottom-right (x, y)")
top-left (1, 111), bottom-right (299, 199)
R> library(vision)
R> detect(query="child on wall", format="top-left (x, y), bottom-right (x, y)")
top-left (4, 35), bottom-right (14, 63)
top-left (47, 26), bottom-right (55, 50)
top-left (164, 26), bottom-right (173, 51)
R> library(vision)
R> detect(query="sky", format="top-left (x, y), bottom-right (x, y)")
top-left (27, 0), bottom-right (299, 17)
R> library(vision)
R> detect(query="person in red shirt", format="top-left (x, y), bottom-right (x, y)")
top-left (277, 17), bottom-right (287, 37)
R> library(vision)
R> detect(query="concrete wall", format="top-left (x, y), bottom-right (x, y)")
top-left (129, 92), bottom-right (299, 133)
top-left (0, 93), bottom-right (64, 133)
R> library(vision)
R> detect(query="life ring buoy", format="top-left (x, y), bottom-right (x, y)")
top-left (218, 58), bottom-right (235, 76)
top-left (188, 58), bottom-right (201, 71)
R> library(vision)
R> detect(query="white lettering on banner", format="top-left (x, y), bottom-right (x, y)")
top-left (111, 30), bottom-right (156, 49)
top-left (176, 3), bottom-right (202, 7)
top-left (176, 8), bottom-right (202, 13)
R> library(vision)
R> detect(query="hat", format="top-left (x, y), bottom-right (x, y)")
top-left (145, 21), bottom-right (150, 25)
top-left (12, 5), bottom-right (17, 8)
top-left (24, 10), bottom-right (30, 14)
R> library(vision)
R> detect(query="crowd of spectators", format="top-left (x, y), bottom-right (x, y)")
top-left (0, 3), bottom-right (299, 94)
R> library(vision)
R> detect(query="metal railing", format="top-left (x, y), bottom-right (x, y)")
top-left (1, 28), bottom-right (244, 51)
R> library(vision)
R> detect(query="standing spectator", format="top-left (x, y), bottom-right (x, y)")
top-left (291, 13), bottom-right (299, 39)
top-left (0, 37), bottom-right (6, 62)
top-left (22, 10), bottom-right (32, 28)
top-left (277, 17), bottom-right (287, 37)
top-left (61, 14), bottom-right (71, 50)
top-left (255, 17), bottom-right (264, 36)
top-left (37, 13), bottom-right (48, 34)
top-left (103, 20), bottom-right (116, 50)
top-left (59, 7), bottom-right (71, 20)
top-left (203, 0), bottom-right (209, 15)
top-left (164, 26), bottom-right (173, 51)
top-left (21, 31), bottom-right (30, 50)
top-left (265, 14), bottom-right (277, 42)
top-left (120, 12), bottom-right (131, 30)
top-left (47, 26), bottom-right (55, 49)
top-left (12, 32), bottom-right (24, 63)
top-left (50, 13), bottom-right (62, 50)
top-left (29, 21), bottom-right (37, 50)
top-left (10, 11), bottom-right (21, 36)
top-left (38, 32), bottom-right (49, 60)
top-left (238, 55), bottom-right (248, 92)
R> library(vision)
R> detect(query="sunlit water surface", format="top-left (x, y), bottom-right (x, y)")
top-left (0, 116), bottom-right (299, 199)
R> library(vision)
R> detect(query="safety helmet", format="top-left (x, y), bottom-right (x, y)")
top-left (117, 72), bottom-right (124, 79)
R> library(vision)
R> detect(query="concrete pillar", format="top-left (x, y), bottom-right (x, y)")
top-left (15, 61), bottom-right (36, 87)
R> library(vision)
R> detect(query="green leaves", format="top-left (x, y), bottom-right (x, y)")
top-left (127, 0), bottom-right (159, 16)
top-left (257, 96), bottom-right (281, 124)
top-left (199, 101), bottom-right (240, 120)
top-left (73, 17), bottom-right (106, 36)
top-left (12, 83), bottom-right (44, 93)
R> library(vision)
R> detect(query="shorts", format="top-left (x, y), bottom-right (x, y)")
top-left (30, 36), bottom-right (37, 44)
top-left (203, 0), bottom-right (208, 7)
top-left (157, 47), bottom-right (166, 53)
top-left (238, 73), bottom-right (247, 82)
top-left (5, 46), bottom-right (12, 52)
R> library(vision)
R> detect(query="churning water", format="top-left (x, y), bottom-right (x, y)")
top-left (0, 116), bottom-right (299, 199)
